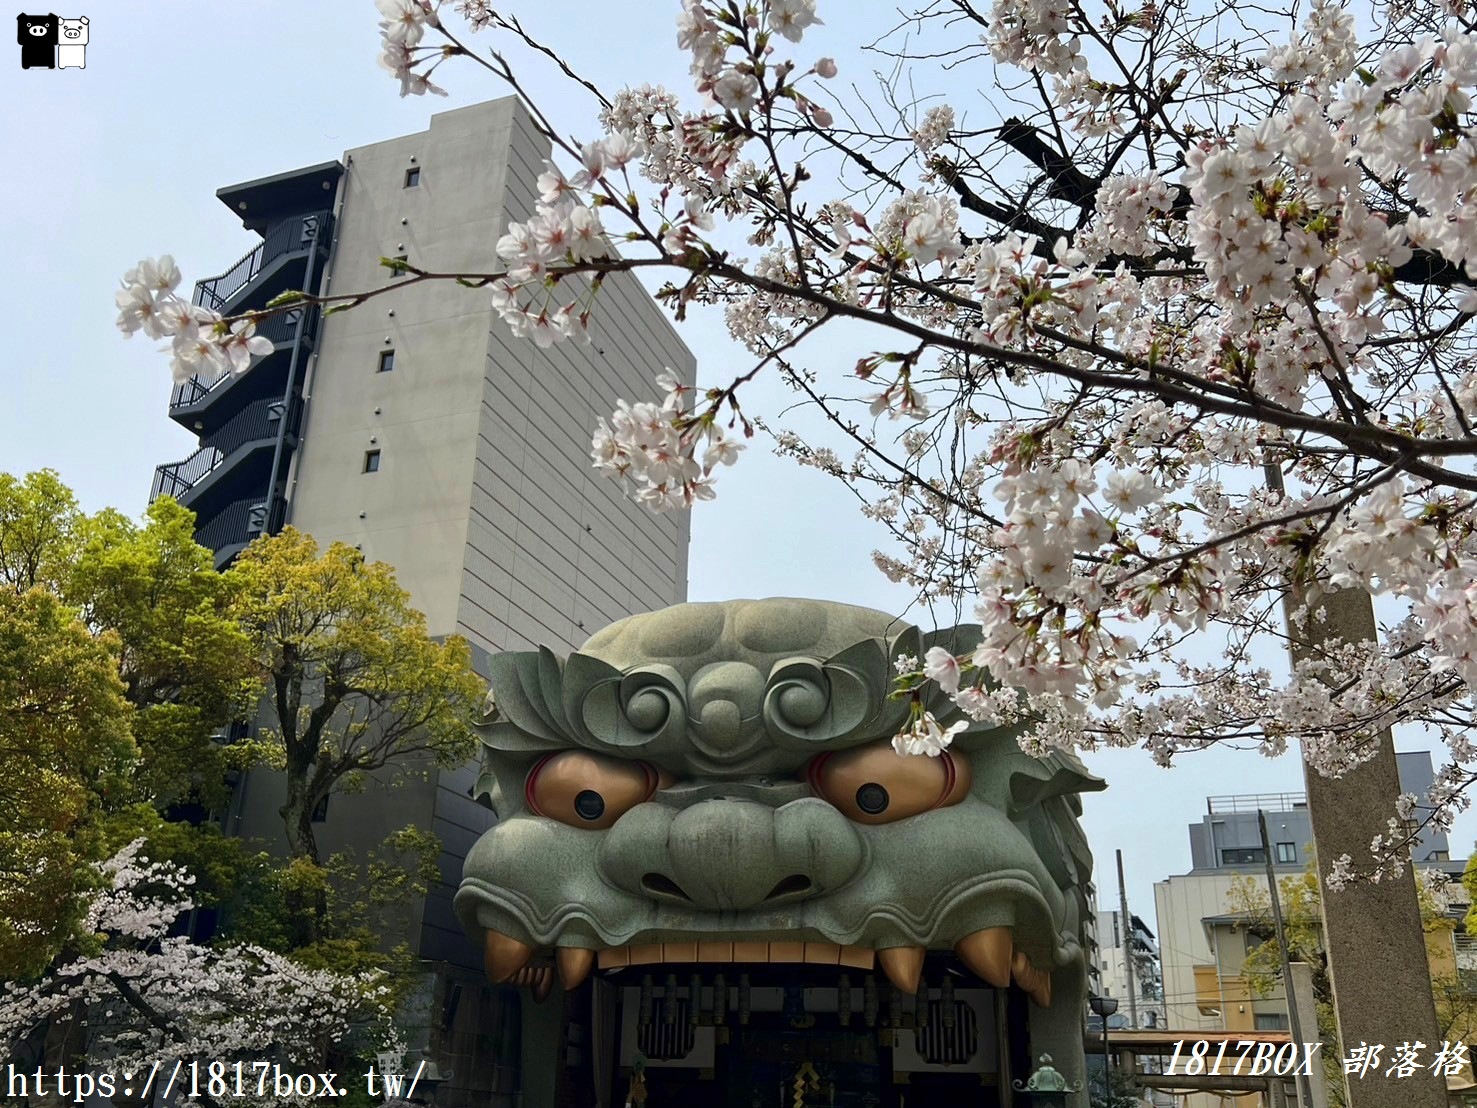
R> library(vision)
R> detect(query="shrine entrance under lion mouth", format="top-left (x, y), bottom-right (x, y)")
top-left (574, 958), bottom-right (1028, 1108)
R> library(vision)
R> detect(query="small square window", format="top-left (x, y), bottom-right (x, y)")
top-left (1276, 842), bottom-right (1297, 863)
top-left (404, 166), bottom-right (420, 188)
top-left (392, 253), bottom-right (409, 278)
top-left (364, 449), bottom-right (381, 473)
top-left (378, 349), bottom-right (395, 373)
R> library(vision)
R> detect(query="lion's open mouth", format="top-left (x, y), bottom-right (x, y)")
top-left (480, 924), bottom-right (1054, 1007)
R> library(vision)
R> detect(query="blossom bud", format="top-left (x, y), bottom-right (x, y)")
top-left (816, 56), bottom-right (838, 78)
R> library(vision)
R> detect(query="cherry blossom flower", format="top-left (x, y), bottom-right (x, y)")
top-left (0, 841), bottom-right (395, 1106)
top-left (892, 711), bottom-right (969, 756)
top-left (769, 0), bottom-right (821, 42)
top-left (923, 645), bottom-right (963, 694)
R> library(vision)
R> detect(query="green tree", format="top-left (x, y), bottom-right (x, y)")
top-left (0, 470), bottom-right (82, 594)
top-left (0, 472), bottom-right (456, 1071)
top-left (225, 527), bottom-right (484, 864)
top-left (68, 498), bottom-right (257, 809)
top-left (1089, 1067), bottom-right (1143, 1108)
top-left (0, 588), bottom-right (134, 978)
top-left (0, 474), bottom-right (258, 812)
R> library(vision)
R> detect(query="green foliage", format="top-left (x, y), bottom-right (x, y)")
top-left (1460, 852), bottom-right (1477, 936)
top-left (218, 828), bottom-right (440, 1011)
top-left (0, 587), bottom-right (135, 978)
top-left (1089, 1067), bottom-right (1142, 1108)
top-left (0, 469), bottom-right (83, 593)
top-left (1229, 859), bottom-right (1475, 1108)
top-left (0, 473), bottom-right (469, 1055)
top-left (0, 477), bottom-right (258, 813)
top-left (1229, 868), bottom-right (1330, 999)
top-left (225, 527), bottom-right (484, 862)
top-left (68, 497), bottom-right (258, 808)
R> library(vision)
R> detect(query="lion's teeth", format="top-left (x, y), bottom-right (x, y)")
top-left (876, 946), bottom-right (926, 994)
top-left (482, 929), bottom-right (534, 984)
top-left (557, 947), bottom-right (595, 990)
top-left (955, 927), bottom-right (1013, 988)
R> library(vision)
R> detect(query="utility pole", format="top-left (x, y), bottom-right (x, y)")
top-left (1264, 458), bottom-right (1443, 1108)
top-left (1115, 850), bottom-right (1138, 1030)
top-left (1258, 810), bottom-right (1314, 1108)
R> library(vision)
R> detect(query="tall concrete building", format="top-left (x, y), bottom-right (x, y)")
top-left (150, 98), bottom-right (694, 1105)
top-left (1092, 908), bottom-right (1164, 1030)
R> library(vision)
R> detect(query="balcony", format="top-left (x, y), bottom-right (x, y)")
top-left (151, 397), bottom-right (284, 505)
top-left (193, 497), bottom-right (280, 569)
top-left (169, 308), bottom-right (309, 417)
top-left (194, 210), bottom-right (331, 314)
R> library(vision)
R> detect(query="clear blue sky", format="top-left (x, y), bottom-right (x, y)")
top-left (3, 0), bottom-right (1465, 926)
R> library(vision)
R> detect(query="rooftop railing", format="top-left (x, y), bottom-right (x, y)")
top-left (1207, 792), bottom-right (1308, 815)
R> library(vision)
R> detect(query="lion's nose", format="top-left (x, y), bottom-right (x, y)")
top-left (599, 797), bottom-right (863, 912)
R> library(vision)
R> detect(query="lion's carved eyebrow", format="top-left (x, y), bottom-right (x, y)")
top-left (476, 622), bottom-right (1023, 763)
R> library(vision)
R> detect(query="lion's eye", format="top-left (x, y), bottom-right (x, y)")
top-left (807, 740), bottom-right (971, 824)
top-left (525, 751), bottom-right (662, 830)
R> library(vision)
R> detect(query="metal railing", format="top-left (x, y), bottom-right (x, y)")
top-left (194, 211), bottom-right (331, 312)
top-left (150, 397), bottom-right (282, 502)
top-left (194, 497), bottom-right (268, 553)
top-left (169, 308), bottom-right (309, 410)
top-left (1207, 792), bottom-right (1308, 815)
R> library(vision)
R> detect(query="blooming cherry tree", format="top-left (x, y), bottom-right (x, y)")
top-left (121, 0), bottom-right (1477, 885)
top-left (0, 841), bottom-right (394, 1108)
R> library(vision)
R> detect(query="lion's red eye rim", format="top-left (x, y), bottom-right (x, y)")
top-left (525, 750), bottom-right (663, 830)
top-left (807, 742), bottom-right (971, 825)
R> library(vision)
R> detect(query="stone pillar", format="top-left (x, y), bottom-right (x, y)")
top-left (1033, 965), bottom-right (1089, 1107)
top-left (1292, 585), bottom-right (1443, 1108)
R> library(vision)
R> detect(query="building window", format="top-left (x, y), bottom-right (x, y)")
top-left (1276, 842), bottom-right (1297, 863)
top-left (404, 166), bottom-right (420, 188)
top-left (1254, 1013), bottom-right (1289, 1031)
top-left (364, 449), bottom-right (381, 473)
top-left (378, 349), bottom-right (395, 373)
top-left (312, 795), bottom-right (329, 822)
top-left (1221, 847), bottom-right (1266, 865)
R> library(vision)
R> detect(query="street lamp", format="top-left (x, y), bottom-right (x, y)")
top-left (1089, 995), bottom-right (1120, 1104)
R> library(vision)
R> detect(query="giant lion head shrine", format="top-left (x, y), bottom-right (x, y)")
top-left (455, 598), bottom-right (1101, 1106)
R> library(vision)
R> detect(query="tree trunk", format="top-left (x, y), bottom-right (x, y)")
top-left (280, 778), bottom-right (321, 865)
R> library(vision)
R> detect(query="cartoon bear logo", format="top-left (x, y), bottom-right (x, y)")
top-left (17, 13), bottom-right (58, 69)
top-left (57, 15), bottom-right (85, 69)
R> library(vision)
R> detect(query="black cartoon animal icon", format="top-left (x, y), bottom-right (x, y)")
top-left (17, 13), bottom-right (58, 69)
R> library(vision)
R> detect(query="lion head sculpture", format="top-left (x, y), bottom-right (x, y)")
top-left (454, 598), bottom-right (1102, 1072)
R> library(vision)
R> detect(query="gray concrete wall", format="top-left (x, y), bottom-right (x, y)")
top-left (459, 103), bottom-right (693, 656)
top-left (288, 98), bottom-right (523, 639)
top-left (227, 99), bottom-right (694, 985)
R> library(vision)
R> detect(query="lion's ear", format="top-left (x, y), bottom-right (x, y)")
top-left (479, 650), bottom-right (575, 752)
top-left (1008, 750), bottom-right (1106, 814)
